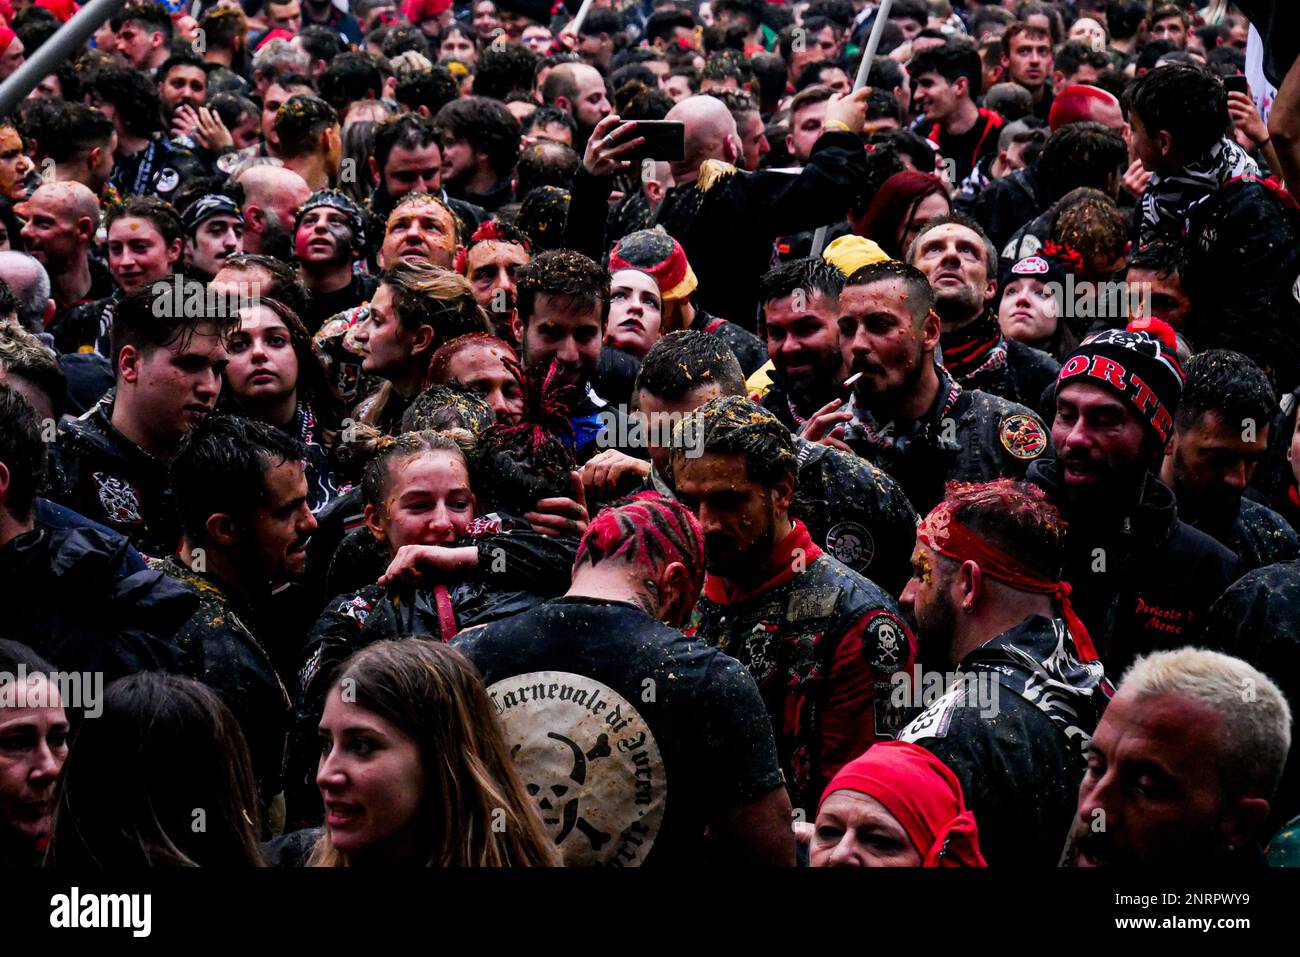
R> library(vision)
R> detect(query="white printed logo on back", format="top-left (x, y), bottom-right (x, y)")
top-left (489, 671), bottom-right (666, 866)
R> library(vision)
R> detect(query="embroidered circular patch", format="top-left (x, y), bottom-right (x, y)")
top-left (999, 413), bottom-right (1048, 460)
top-left (826, 521), bottom-right (874, 571)
top-left (863, 613), bottom-right (907, 674)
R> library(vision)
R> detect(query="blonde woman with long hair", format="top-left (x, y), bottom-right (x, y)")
top-left (309, 638), bottom-right (559, 867)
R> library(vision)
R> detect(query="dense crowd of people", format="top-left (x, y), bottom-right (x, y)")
top-left (1, 0), bottom-right (1299, 870)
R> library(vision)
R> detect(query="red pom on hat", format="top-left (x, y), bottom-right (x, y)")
top-left (256, 28), bottom-right (296, 51)
top-left (1127, 316), bottom-right (1178, 353)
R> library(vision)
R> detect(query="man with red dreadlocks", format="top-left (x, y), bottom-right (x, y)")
top-left (897, 478), bottom-right (1110, 867)
top-left (675, 396), bottom-right (916, 818)
top-left (457, 492), bottom-right (794, 867)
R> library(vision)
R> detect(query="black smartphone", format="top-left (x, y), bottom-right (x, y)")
top-left (1224, 75), bottom-right (1248, 95)
top-left (614, 120), bottom-right (685, 162)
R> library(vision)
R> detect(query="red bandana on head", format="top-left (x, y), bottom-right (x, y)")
top-left (917, 503), bottom-right (1099, 663)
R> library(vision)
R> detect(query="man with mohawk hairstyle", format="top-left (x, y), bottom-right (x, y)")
top-left (457, 492), bottom-right (794, 867)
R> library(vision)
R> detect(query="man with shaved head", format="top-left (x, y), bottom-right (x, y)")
top-left (235, 165), bottom-right (313, 260)
top-left (540, 61), bottom-right (611, 150)
top-left (16, 182), bottom-right (112, 331)
top-left (644, 90), bottom-right (872, 327)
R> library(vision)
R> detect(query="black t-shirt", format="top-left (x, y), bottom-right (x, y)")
top-left (454, 596), bottom-right (783, 866)
top-left (303, 272), bottom-right (378, 334)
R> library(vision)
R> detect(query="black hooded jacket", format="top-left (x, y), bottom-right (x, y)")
top-left (899, 615), bottom-right (1109, 867)
top-left (0, 523), bottom-right (193, 684)
top-left (1027, 460), bottom-right (1240, 677)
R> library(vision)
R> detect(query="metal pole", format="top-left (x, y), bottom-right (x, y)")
top-left (811, 0), bottom-right (896, 258)
top-left (0, 0), bottom-right (130, 116)
top-left (562, 0), bottom-right (596, 37)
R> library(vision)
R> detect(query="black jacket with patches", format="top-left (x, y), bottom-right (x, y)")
top-left (898, 615), bottom-right (1109, 867)
top-left (652, 131), bottom-right (869, 330)
top-left (0, 523), bottom-right (192, 688)
top-left (687, 522), bottom-right (916, 815)
top-left (844, 367), bottom-right (1051, 515)
top-left (1027, 460), bottom-right (1241, 678)
top-left (47, 401), bottom-right (181, 559)
top-left (150, 556), bottom-right (291, 814)
top-left (1197, 560), bottom-right (1300, 830)
top-left (943, 328), bottom-right (1061, 417)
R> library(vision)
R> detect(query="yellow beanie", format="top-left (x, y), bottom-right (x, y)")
top-left (823, 235), bottom-right (891, 276)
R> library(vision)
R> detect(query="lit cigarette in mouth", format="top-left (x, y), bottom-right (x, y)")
top-left (843, 371), bottom-right (863, 387)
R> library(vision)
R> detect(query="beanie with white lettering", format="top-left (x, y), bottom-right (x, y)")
top-left (1056, 328), bottom-right (1186, 443)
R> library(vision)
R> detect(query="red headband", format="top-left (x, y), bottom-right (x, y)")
top-left (917, 503), bottom-right (1099, 663)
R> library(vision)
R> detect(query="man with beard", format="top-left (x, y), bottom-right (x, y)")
top-left (156, 55), bottom-right (209, 145)
top-left (47, 282), bottom-right (235, 557)
top-left (350, 261), bottom-right (488, 434)
top-left (1029, 329), bottom-right (1239, 677)
top-left (1159, 350), bottom-right (1297, 571)
top-left (838, 260), bottom-right (1049, 514)
top-left (756, 257), bottom-right (847, 431)
top-left (182, 194), bottom-right (244, 282)
top-left (510, 250), bottom-right (624, 463)
top-left (433, 97), bottom-right (520, 215)
top-left (897, 479), bottom-right (1110, 866)
top-left (908, 215), bottom-right (1059, 411)
top-left (292, 190), bottom-right (376, 331)
top-left (583, 330), bottom-right (918, 593)
top-left (455, 220), bottom-right (531, 346)
top-left (1064, 647), bottom-right (1289, 867)
top-left (111, 2), bottom-right (173, 72)
top-left (153, 414), bottom-right (316, 818)
top-left (236, 165), bottom-right (313, 260)
top-left (540, 62), bottom-right (612, 151)
top-left (675, 396), bottom-right (916, 816)
top-left (367, 113), bottom-right (485, 239)
top-left (17, 183), bottom-right (114, 338)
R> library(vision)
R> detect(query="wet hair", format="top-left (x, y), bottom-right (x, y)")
top-left (109, 279), bottom-right (239, 372)
top-left (299, 24), bottom-right (345, 64)
top-left (1055, 41), bottom-right (1111, 82)
top-left (383, 24), bottom-right (431, 58)
top-left (47, 672), bottom-right (263, 867)
top-left (644, 9), bottom-right (696, 46)
top-left (361, 428), bottom-right (473, 511)
top-left (434, 97), bottom-right (522, 179)
top-left (1123, 64), bottom-right (1229, 161)
top-left (318, 52), bottom-right (387, 114)
top-left (0, 638), bottom-right (56, 678)
top-left (308, 640), bottom-right (559, 867)
top-left (210, 93), bottom-right (259, 133)
top-left (1050, 189), bottom-right (1127, 274)
top-left (104, 197), bottom-right (183, 249)
top-left (909, 40), bottom-right (983, 95)
top-left (615, 81), bottom-right (673, 121)
top-left (1000, 20), bottom-right (1052, 58)
top-left (0, 383), bottom-right (44, 521)
top-left (0, 321), bottom-right (66, 419)
top-left (274, 95), bottom-right (340, 160)
top-left (515, 140), bottom-right (579, 198)
top-left (1036, 121), bottom-right (1127, 204)
top-left (937, 478), bottom-right (1066, 579)
top-left (379, 261), bottom-right (490, 343)
top-left (474, 42), bottom-right (539, 101)
top-left (515, 250), bottom-right (609, 328)
top-left (428, 332), bottom-right (518, 386)
top-left (199, 5), bottom-right (247, 53)
top-left (759, 257), bottom-right (845, 309)
top-left (521, 105), bottom-right (577, 140)
top-left (985, 82), bottom-right (1033, 121)
top-left (1106, 0), bottom-right (1145, 41)
top-left (372, 112), bottom-right (440, 178)
top-left (395, 66), bottom-right (462, 115)
top-left (576, 491), bottom-right (706, 595)
top-left (473, 359), bottom-right (577, 515)
top-left (516, 186), bottom-right (571, 252)
top-left (169, 414), bottom-right (309, 545)
top-left (81, 64), bottom-right (163, 138)
top-left (400, 385), bottom-right (496, 435)
top-left (674, 395), bottom-right (798, 485)
top-left (217, 253), bottom-right (312, 320)
top-left (1175, 350), bottom-right (1275, 435)
top-left (45, 103), bottom-right (114, 165)
top-left (157, 53), bottom-right (209, 86)
top-left (1127, 239), bottom-right (1187, 281)
top-left (635, 329), bottom-right (746, 401)
top-left (387, 191), bottom-right (464, 246)
top-left (843, 259), bottom-right (936, 325)
top-left (112, 1), bottom-right (172, 37)
top-left (455, 220), bottom-right (532, 275)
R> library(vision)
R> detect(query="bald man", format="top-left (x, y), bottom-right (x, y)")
top-left (540, 62), bottom-right (611, 149)
top-left (235, 164), bottom-right (312, 260)
top-left (631, 90), bottom-right (871, 327)
top-left (16, 182), bottom-right (113, 329)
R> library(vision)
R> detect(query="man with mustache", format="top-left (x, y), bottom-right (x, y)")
top-left (47, 282), bottom-right (235, 557)
top-left (897, 479), bottom-right (1110, 866)
top-left (150, 415), bottom-right (316, 818)
top-left (1027, 329), bottom-right (1239, 678)
top-left (1064, 647), bottom-right (1289, 867)
top-left (908, 215), bottom-right (1059, 411)
top-left (292, 190), bottom-right (376, 331)
top-left (837, 260), bottom-right (1049, 514)
top-left (182, 194), bottom-right (244, 283)
top-left (455, 220), bottom-right (531, 347)
top-left (1158, 350), bottom-right (1297, 572)
top-left (674, 396), bottom-right (916, 817)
